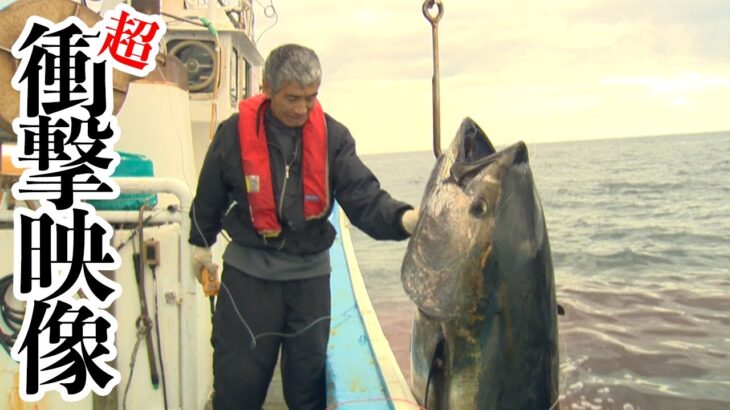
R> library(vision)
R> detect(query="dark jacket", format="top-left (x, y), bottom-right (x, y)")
top-left (189, 112), bottom-right (413, 255)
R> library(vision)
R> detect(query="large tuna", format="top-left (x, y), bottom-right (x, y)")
top-left (402, 118), bottom-right (559, 409)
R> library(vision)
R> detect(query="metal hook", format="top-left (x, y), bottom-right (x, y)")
top-left (423, 0), bottom-right (444, 157)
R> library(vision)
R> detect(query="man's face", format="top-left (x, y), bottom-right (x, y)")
top-left (263, 81), bottom-right (320, 127)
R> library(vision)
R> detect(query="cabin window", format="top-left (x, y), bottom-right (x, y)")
top-left (230, 48), bottom-right (239, 106)
top-left (241, 59), bottom-right (251, 98)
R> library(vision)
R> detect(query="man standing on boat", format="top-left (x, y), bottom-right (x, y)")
top-left (189, 44), bottom-right (419, 410)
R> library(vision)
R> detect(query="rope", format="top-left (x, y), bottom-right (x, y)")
top-left (122, 320), bottom-right (147, 410)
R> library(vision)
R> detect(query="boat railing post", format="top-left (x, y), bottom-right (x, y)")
top-left (113, 177), bottom-right (197, 410)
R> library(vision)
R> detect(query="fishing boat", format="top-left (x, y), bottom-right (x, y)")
top-left (0, 0), bottom-right (416, 408)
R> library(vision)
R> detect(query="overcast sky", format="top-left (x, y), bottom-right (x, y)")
top-left (253, 0), bottom-right (730, 154)
top-left (3, 0), bottom-right (728, 154)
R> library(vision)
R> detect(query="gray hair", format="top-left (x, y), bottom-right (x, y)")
top-left (263, 44), bottom-right (322, 93)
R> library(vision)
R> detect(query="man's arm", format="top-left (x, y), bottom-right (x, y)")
top-left (188, 120), bottom-right (234, 247)
top-left (330, 122), bottom-right (413, 240)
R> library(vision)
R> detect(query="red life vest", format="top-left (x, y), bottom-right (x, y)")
top-left (237, 94), bottom-right (329, 238)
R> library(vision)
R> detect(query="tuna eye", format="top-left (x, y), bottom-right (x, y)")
top-left (470, 199), bottom-right (488, 218)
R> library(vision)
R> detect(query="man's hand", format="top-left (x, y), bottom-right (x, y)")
top-left (192, 246), bottom-right (218, 284)
top-left (401, 208), bottom-right (420, 235)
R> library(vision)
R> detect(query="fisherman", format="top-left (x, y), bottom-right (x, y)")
top-left (189, 44), bottom-right (419, 410)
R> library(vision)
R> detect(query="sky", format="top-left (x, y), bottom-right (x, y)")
top-left (252, 0), bottom-right (730, 154)
top-left (2, 0), bottom-right (728, 154)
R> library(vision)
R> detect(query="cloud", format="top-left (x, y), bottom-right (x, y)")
top-left (256, 1), bottom-right (432, 81)
top-left (601, 73), bottom-right (730, 94)
top-left (252, 1), bottom-right (730, 153)
top-left (564, 0), bottom-right (730, 61)
top-left (566, 0), bottom-right (730, 23)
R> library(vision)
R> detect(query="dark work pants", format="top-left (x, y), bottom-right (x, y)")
top-left (212, 263), bottom-right (331, 410)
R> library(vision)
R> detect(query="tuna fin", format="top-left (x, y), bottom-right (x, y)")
top-left (557, 304), bottom-right (566, 316)
top-left (424, 338), bottom-right (447, 408)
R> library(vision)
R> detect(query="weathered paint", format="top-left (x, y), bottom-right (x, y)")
top-left (326, 205), bottom-right (418, 409)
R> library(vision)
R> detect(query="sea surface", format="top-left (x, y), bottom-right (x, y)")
top-left (349, 131), bottom-right (730, 410)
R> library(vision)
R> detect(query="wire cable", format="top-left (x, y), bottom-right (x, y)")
top-left (219, 281), bottom-right (330, 350)
top-left (253, 0), bottom-right (278, 45)
top-left (160, 12), bottom-right (208, 28)
top-left (150, 265), bottom-right (169, 410)
top-left (122, 322), bottom-right (147, 410)
top-left (115, 207), bottom-right (168, 252)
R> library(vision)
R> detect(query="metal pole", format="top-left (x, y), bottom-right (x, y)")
top-left (423, 0), bottom-right (444, 158)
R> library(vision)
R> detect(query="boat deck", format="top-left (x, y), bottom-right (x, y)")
top-left (260, 205), bottom-right (415, 409)
top-left (263, 359), bottom-right (287, 409)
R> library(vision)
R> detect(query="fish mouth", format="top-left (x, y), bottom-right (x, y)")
top-left (449, 118), bottom-right (497, 185)
top-left (456, 117), bottom-right (496, 163)
top-left (449, 118), bottom-right (530, 188)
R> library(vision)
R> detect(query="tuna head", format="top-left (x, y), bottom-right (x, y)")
top-left (401, 117), bottom-right (551, 322)
top-left (403, 118), bottom-right (559, 409)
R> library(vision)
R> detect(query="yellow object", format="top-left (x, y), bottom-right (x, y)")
top-left (1, 148), bottom-right (21, 176)
top-left (202, 267), bottom-right (220, 297)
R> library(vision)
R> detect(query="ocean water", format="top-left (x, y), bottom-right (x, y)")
top-left (349, 131), bottom-right (730, 410)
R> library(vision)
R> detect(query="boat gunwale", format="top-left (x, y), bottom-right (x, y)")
top-left (337, 208), bottom-right (418, 409)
